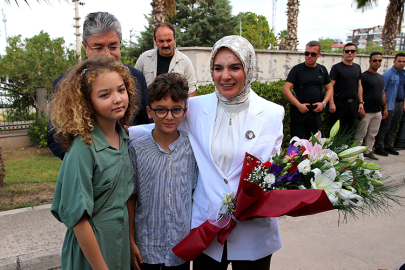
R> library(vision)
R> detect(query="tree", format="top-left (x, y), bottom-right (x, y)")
top-left (357, 41), bottom-right (385, 54)
top-left (355, 0), bottom-right (405, 55)
top-left (0, 31), bottom-right (78, 110)
top-left (151, 0), bottom-right (199, 29)
top-left (167, 0), bottom-right (238, 47)
top-left (126, 14), bottom-right (155, 64)
top-left (318, 38), bottom-right (335, 53)
top-left (282, 0), bottom-right (299, 51)
top-left (239, 12), bottom-right (277, 49)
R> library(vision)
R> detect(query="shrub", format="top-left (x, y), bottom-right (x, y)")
top-left (197, 80), bottom-right (332, 148)
top-left (27, 111), bottom-right (47, 148)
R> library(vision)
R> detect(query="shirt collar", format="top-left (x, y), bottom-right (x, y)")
top-left (91, 122), bottom-right (129, 152)
top-left (149, 130), bottom-right (184, 153)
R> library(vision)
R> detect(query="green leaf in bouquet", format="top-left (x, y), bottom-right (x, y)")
top-left (351, 159), bottom-right (364, 169)
top-left (362, 163), bottom-right (381, 170)
top-left (309, 134), bottom-right (321, 146)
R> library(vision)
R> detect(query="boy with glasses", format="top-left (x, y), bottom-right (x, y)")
top-left (283, 40), bottom-right (332, 139)
top-left (329, 43), bottom-right (364, 134)
top-left (127, 73), bottom-right (198, 270)
top-left (354, 52), bottom-right (388, 160)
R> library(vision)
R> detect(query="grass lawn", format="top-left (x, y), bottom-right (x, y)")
top-left (1, 146), bottom-right (62, 211)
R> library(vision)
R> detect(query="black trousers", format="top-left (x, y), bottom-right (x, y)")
top-left (192, 242), bottom-right (272, 270)
top-left (375, 100), bottom-right (404, 149)
top-left (290, 106), bottom-right (322, 139)
top-left (135, 261), bottom-right (190, 270)
top-left (330, 98), bottom-right (358, 134)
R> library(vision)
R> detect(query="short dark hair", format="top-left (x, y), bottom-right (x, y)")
top-left (344, 43), bottom-right (357, 50)
top-left (83, 12), bottom-right (122, 43)
top-left (148, 73), bottom-right (188, 106)
top-left (306, 41), bottom-right (321, 53)
top-left (153, 22), bottom-right (176, 40)
top-left (395, 52), bottom-right (405, 60)
top-left (369, 51), bottom-right (382, 60)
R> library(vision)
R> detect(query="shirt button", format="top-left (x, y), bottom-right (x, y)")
top-left (168, 211), bottom-right (171, 215)
top-left (168, 174), bottom-right (171, 177)
top-left (168, 156), bottom-right (171, 159)
top-left (167, 247), bottom-right (170, 250)
top-left (168, 194), bottom-right (171, 197)
top-left (224, 179), bottom-right (228, 184)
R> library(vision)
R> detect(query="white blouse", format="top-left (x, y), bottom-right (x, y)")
top-left (211, 96), bottom-right (250, 176)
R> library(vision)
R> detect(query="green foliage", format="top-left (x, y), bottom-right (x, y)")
top-left (127, 14), bottom-right (155, 63)
top-left (357, 41), bottom-right (385, 54)
top-left (318, 38), bottom-right (335, 53)
top-left (27, 111), bottom-right (47, 148)
top-left (197, 80), bottom-right (334, 148)
top-left (168, 0), bottom-right (238, 47)
top-left (239, 12), bottom-right (277, 49)
top-left (120, 40), bottom-right (136, 67)
top-left (0, 31), bottom-right (79, 105)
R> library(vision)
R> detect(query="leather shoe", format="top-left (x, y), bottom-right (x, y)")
top-left (374, 148), bottom-right (388, 156)
top-left (384, 147), bottom-right (399, 155)
top-left (364, 152), bottom-right (379, 160)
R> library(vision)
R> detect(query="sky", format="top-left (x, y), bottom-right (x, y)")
top-left (0, 0), bottom-right (389, 54)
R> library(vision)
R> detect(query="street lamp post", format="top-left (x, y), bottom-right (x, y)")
top-left (239, 12), bottom-right (252, 37)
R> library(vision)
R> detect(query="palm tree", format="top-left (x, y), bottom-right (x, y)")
top-left (151, 0), bottom-right (200, 29)
top-left (151, 0), bottom-right (176, 29)
top-left (282, 0), bottom-right (299, 51)
top-left (356, 0), bottom-right (405, 55)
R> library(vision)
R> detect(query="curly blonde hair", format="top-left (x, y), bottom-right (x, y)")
top-left (49, 54), bottom-right (138, 151)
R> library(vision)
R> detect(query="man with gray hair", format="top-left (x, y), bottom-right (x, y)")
top-left (282, 40), bottom-right (333, 139)
top-left (47, 12), bottom-right (151, 160)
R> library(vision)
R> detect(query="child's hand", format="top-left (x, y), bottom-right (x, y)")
top-left (130, 241), bottom-right (143, 270)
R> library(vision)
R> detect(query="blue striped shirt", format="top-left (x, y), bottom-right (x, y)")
top-left (128, 131), bottom-right (198, 266)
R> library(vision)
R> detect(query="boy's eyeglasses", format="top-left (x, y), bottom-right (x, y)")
top-left (372, 59), bottom-right (382, 63)
top-left (344, 50), bottom-right (356, 54)
top-left (150, 107), bottom-right (186, 119)
top-left (85, 42), bottom-right (121, 53)
top-left (304, 52), bottom-right (318, 57)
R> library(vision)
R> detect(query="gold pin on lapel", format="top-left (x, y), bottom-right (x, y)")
top-left (245, 130), bottom-right (255, 140)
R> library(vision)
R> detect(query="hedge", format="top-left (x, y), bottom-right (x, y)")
top-left (197, 80), bottom-right (332, 149)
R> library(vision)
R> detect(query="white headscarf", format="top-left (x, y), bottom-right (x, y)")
top-left (210, 35), bottom-right (257, 105)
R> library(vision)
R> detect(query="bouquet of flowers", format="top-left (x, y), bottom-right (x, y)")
top-left (172, 121), bottom-right (402, 261)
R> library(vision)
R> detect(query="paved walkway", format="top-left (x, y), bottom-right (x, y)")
top-left (1, 150), bottom-right (404, 270)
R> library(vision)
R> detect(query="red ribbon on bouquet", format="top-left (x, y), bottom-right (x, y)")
top-left (172, 153), bottom-right (334, 261)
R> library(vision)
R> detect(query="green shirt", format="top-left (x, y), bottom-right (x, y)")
top-left (51, 123), bottom-right (134, 270)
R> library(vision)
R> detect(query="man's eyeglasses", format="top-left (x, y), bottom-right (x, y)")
top-left (372, 59), bottom-right (382, 63)
top-left (85, 42), bottom-right (121, 53)
top-left (150, 107), bottom-right (186, 119)
top-left (304, 52), bottom-right (318, 57)
top-left (344, 50), bottom-right (356, 54)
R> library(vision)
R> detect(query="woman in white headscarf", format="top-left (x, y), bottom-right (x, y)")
top-left (184, 35), bottom-right (285, 269)
top-left (129, 35), bottom-right (285, 269)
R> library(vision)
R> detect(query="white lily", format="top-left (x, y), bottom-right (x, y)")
top-left (310, 168), bottom-right (342, 205)
top-left (337, 188), bottom-right (364, 207)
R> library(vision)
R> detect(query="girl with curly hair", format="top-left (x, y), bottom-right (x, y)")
top-left (50, 54), bottom-right (138, 270)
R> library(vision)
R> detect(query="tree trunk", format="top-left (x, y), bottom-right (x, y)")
top-left (383, 0), bottom-right (405, 55)
top-left (151, 0), bottom-right (166, 29)
top-left (284, 0), bottom-right (299, 51)
top-left (0, 147), bottom-right (5, 187)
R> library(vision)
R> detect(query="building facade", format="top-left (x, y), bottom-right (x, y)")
top-left (346, 25), bottom-right (405, 51)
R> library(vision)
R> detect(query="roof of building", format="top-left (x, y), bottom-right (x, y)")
top-left (331, 44), bottom-right (346, 48)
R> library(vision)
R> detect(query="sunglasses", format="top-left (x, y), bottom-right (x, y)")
top-left (344, 50), bottom-right (356, 54)
top-left (372, 59), bottom-right (382, 63)
top-left (304, 52), bottom-right (318, 57)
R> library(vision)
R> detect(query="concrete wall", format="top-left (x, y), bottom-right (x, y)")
top-left (178, 47), bottom-right (394, 86)
top-left (0, 133), bottom-right (34, 149)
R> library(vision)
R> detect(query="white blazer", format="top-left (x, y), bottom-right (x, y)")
top-left (129, 91), bottom-right (285, 262)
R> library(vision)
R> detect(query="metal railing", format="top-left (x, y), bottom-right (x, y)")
top-left (0, 84), bottom-right (36, 135)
